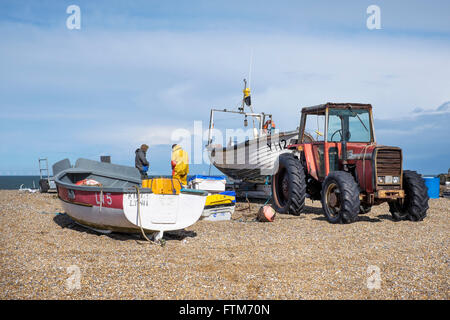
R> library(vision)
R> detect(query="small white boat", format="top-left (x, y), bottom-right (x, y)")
top-left (19, 184), bottom-right (39, 193)
top-left (53, 158), bottom-right (207, 240)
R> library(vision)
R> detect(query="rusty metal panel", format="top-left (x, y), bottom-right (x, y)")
top-left (301, 102), bottom-right (372, 115)
top-left (303, 143), bottom-right (319, 180)
top-left (376, 189), bottom-right (405, 199)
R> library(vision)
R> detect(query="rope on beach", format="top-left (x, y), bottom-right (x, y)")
top-left (263, 175), bottom-right (273, 205)
top-left (38, 211), bottom-right (64, 215)
top-left (263, 193), bottom-right (272, 205)
top-left (134, 186), bottom-right (152, 242)
top-left (133, 186), bottom-right (161, 246)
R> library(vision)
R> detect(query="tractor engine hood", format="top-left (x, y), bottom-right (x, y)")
top-left (345, 145), bottom-right (402, 195)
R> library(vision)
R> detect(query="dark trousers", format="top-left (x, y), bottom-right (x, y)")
top-left (140, 172), bottom-right (148, 179)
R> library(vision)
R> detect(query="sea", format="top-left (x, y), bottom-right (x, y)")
top-left (0, 176), bottom-right (42, 190)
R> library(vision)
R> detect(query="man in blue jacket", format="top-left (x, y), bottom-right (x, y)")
top-left (135, 144), bottom-right (149, 178)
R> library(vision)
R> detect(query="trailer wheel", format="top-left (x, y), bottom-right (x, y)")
top-left (360, 204), bottom-right (372, 214)
top-left (39, 179), bottom-right (50, 193)
top-left (321, 171), bottom-right (360, 224)
top-left (271, 153), bottom-right (306, 215)
top-left (388, 170), bottom-right (429, 221)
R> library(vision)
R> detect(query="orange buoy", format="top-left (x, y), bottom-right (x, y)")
top-left (257, 205), bottom-right (276, 222)
top-left (75, 179), bottom-right (102, 187)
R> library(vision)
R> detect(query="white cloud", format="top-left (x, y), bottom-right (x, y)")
top-left (76, 124), bottom-right (181, 148)
top-left (1, 21), bottom-right (449, 172)
top-left (2, 26), bottom-right (449, 126)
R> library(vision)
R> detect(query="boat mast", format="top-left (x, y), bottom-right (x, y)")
top-left (207, 108), bottom-right (214, 146)
top-left (242, 79), bottom-right (259, 138)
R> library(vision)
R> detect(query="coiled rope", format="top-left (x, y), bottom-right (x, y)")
top-left (133, 185), bottom-right (159, 245)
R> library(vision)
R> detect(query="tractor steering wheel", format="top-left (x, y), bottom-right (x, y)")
top-left (330, 129), bottom-right (351, 142)
top-left (330, 129), bottom-right (342, 142)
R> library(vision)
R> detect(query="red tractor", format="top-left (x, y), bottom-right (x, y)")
top-left (271, 103), bottom-right (429, 223)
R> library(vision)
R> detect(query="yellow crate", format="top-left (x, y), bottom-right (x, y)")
top-left (142, 178), bottom-right (182, 195)
top-left (205, 194), bottom-right (235, 207)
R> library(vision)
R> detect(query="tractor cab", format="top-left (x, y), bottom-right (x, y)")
top-left (298, 103), bottom-right (375, 181)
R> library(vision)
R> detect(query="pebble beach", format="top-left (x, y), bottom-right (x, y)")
top-left (0, 190), bottom-right (448, 300)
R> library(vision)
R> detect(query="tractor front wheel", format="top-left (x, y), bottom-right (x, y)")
top-left (388, 170), bottom-right (429, 221)
top-left (271, 153), bottom-right (306, 215)
top-left (321, 171), bottom-right (360, 224)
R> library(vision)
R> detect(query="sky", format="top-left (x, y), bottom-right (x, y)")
top-left (0, 0), bottom-right (449, 176)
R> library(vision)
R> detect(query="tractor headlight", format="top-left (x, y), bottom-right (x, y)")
top-left (392, 176), bottom-right (400, 184)
top-left (378, 176), bottom-right (385, 184)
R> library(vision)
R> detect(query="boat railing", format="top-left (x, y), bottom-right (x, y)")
top-left (206, 108), bottom-right (272, 147)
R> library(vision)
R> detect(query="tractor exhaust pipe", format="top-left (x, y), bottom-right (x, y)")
top-left (342, 140), bottom-right (348, 162)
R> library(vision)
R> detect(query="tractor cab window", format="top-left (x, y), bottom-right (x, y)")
top-left (327, 108), bottom-right (372, 142)
top-left (303, 114), bottom-right (325, 142)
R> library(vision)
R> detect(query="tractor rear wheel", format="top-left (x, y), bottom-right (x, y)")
top-left (271, 153), bottom-right (306, 215)
top-left (388, 170), bottom-right (429, 221)
top-left (321, 171), bottom-right (360, 224)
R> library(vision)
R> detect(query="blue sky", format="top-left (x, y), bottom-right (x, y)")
top-left (0, 0), bottom-right (449, 176)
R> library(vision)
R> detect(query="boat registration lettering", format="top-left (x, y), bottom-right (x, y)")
top-left (95, 192), bottom-right (113, 206)
top-left (126, 193), bottom-right (149, 207)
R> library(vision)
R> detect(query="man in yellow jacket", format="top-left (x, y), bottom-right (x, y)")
top-left (171, 144), bottom-right (189, 186)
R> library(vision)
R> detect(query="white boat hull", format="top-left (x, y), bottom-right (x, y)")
top-left (207, 131), bottom-right (297, 183)
top-left (122, 192), bottom-right (207, 232)
top-left (58, 187), bottom-right (207, 234)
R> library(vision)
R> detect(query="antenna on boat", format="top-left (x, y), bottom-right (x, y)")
top-left (248, 49), bottom-right (253, 93)
top-left (247, 50), bottom-right (261, 138)
top-left (241, 50), bottom-right (254, 112)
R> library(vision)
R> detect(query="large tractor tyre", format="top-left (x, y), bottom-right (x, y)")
top-left (388, 170), bottom-right (429, 221)
top-left (271, 153), bottom-right (306, 215)
top-left (321, 171), bottom-right (360, 224)
top-left (39, 179), bottom-right (50, 193)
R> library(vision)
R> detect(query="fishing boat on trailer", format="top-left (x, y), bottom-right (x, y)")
top-left (205, 80), bottom-right (298, 183)
top-left (53, 158), bottom-right (207, 240)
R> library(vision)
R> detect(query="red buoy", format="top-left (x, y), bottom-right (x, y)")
top-left (257, 205), bottom-right (276, 222)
